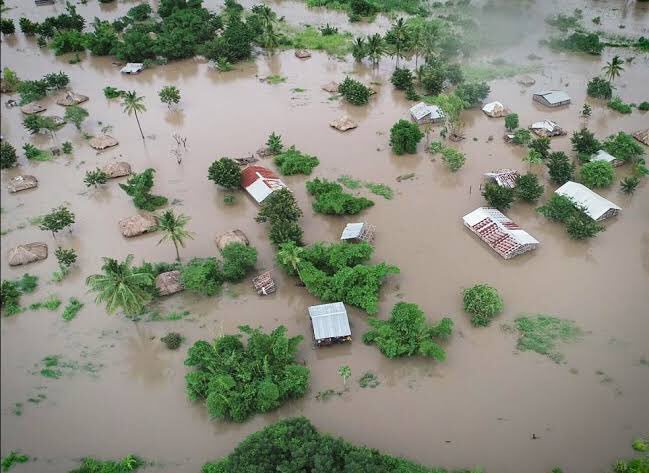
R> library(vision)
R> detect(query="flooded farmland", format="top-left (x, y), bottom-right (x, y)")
top-left (1, 0), bottom-right (648, 472)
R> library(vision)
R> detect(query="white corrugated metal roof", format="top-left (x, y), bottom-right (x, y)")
top-left (409, 102), bottom-right (444, 121)
top-left (591, 149), bottom-right (617, 163)
top-left (530, 120), bottom-right (560, 132)
top-left (482, 101), bottom-right (505, 114)
top-left (555, 181), bottom-right (621, 221)
top-left (245, 179), bottom-right (274, 204)
top-left (462, 207), bottom-right (539, 245)
top-left (120, 63), bottom-right (144, 74)
top-left (484, 169), bottom-right (520, 188)
top-left (308, 302), bottom-right (351, 340)
top-left (340, 223), bottom-right (364, 240)
top-left (534, 90), bottom-right (571, 104)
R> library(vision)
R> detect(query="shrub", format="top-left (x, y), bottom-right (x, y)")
top-left (638, 101), bottom-right (649, 111)
top-left (85, 19), bottom-right (118, 56)
top-left (390, 67), bottom-right (413, 90)
top-left (551, 32), bottom-right (603, 55)
top-left (23, 144), bottom-right (52, 161)
top-left (607, 96), bottom-right (633, 114)
top-left (84, 168), bottom-right (109, 188)
top-left (159, 85), bottom-right (181, 109)
top-left (504, 113), bottom-right (519, 131)
top-left (601, 132), bottom-right (645, 163)
top-left (546, 151), bottom-right (574, 185)
top-left (338, 77), bottom-right (370, 105)
top-left (274, 147), bottom-right (320, 175)
top-left (207, 158), bottom-right (241, 189)
top-left (454, 82), bottom-right (490, 107)
top-left (64, 105), bottom-right (89, 130)
top-left (50, 30), bottom-right (86, 55)
top-left (515, 173), bottom-right (544, 202)
top-left (529, 136), bottom-right (551, 159)
top-left (128, 3), bottom-right (152, 21)
top-left (68, 455), bottom-right (143, 472)
top-left (537, 194), bottom-right (578, 222)
top-left (389, 119), bottom-right (423, 155)
top-left (1, 68), bottom-right (21, 93)
top-left (0, 18), bottom-right (15, 35)
top-left (363, 302), bottom-right (452, 360)
top-left (306, 178), bottom-right (374, 215)
top-left (586, 76), bottom-right (613, 99)
top-left (571, 128), bottom-right (600, 159)
top-left (256, 188), bottom-right (303, 246)
top-left (405, 86), bottom-right (420, 101)
top-left (440, 147), bottom-right (466, 172)
top-left (184, 326), bottom-right (310, 422)
top-left (19, 18), bottom-right (39, 36)
top-left (62, 297), bottom-right (83, 321)
top-left (512, 128), bottom-right (532, 145)
top-left (221, 243), bottom-right (257, 282)
top-left (62, 141), bottom-right (73, 154)
top-left (266, 132), bottom-right (283, 154)
top-left (462, 284), bottom-right (503, 327)
top-left (119, 168), bottom-right (168, 211)
top-left (565, 213), bottom-right (604, 239)
top-left (620, 176), bottom-right (640, 194)
top-left (580, 160), bottom-right (615, 188)
top-left (180, 258), bottom-right (224, 296)
top-left (161, 332), bottom-right (182, 350)
top-left (39, 205), bottom-right (75, 238)
top-left (23, 115), bottom-right (60, 135)
top-left (482, 181), bottom-right (514, 210)
top-left (103, 86), bottom-right (124, 99)
top-left (537, 195), bottom-right (604, 240)
top-left (1, 280), bottom-right (22, 316)
top-left (513, 314), bottom-right (582, 363)
top-left (0, 142), bottom-right (18, 169)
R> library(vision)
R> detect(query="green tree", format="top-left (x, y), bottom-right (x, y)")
top-left (602, 55), bottom-right (624, 83)
top-left (0, 18), bottom-right (16, 35)
top-left (463, 284), bottom-right (503, 327)
top-left (390, 67), bottom-right (414, 90)
top-left (64, 105), bottom-right (89, 131)
top-left (571, 128), bottom-right (600, 161)
top-left (119, 168), bottom-right (168, 211)
top-left (256, 188), bottom-right (303, 246)
top-left (351, 37), bottom-right (366, 62)
top-left (338, 77), bottom-right (370, 106)
top-left (23, 115), bottom-right (60, 140)
top-left (440, 147), bottom-right (465, 172)
top-left (455, 82), bottom-right (490, 108)
top-left (338, 365), bottom-right (351, 389)
top-left (274, 147), bottom-right (319, 175)
top-left (580, 160), bottom-right (615, 188)
top-left (251, 4), bottom-right (278, 48)
top-left (482, 181), bottom-right (514, 210)
top-left (586, 76), bottom-right (613, 99)
top-left (207, 157), bottom-right (241, 189)
top-left (85, 255), bottom-right (154, 316)
top-left (389, 119), bottom-right (423, 155)
top-left (85, 19), bottom-right (118, 56)
top-left (39, 206), bottom-right (75, 239)
top-left (306, 178), bottom-right (374, 216)
top-left (159, 85), bottom-right (181, 109)
top-left (84, 168), bottom-right (109, 188)
top-left (0, 142), bottom-right (18, 169)
top-left (514, 173), bottom-right (544, 202)
top-left (601, 132), bottom-right (645, 163)
top-left (529, 136), bottom-right (551, 159)
top-left (222, 243), bottom-right (257, 282)
top-left (121, 90), bottom-right (146, 140)
top-left (266, 132), bottom-right (283, 154)
top-left (523, 149), bottom-right (544, 172)
top-left (620, 176), bottom-right (640, 194)
top-left (546, 151), bottom-right (574, 185)
top-left (512, 128), bottom-right (532, 145)
top-left (156, 209), bottom-right (194, 261)
top-left (365, 33), bottom-right (384, 67)
top-left (277, 241), bottom-right (305, 280)
top-left (385, 17), bottom-right (410, 68)
top-left (180, 258), bottom-right (224, 296)
top-left (53, 247), bottom-right (77, 280)
top-left (504, 113), bottom-right (519, 131)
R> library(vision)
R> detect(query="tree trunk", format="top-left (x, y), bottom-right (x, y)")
top-left (134, 110), bottom-right (145, 140)
top-left (174, 241), bottom-right (180, 262)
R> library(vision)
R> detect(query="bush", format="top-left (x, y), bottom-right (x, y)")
top-left (207, 158), bottom-right (241, 189)
top-left (580, 160), bottom-right (615, 188)
top-left (161, 332), bottom-right (182, 350)
top-left (119, 168), bottom-right (168, 211)
top-left (221, 243), bottom-right (257, 282)
top-left (482, 181), bottom-right (514, 210)
top-left (620, 176), bottom-right (640, 194)
top-left (62, 141), bottom-right (73, 154)
top-left (537, 195), bottom-right (604, 240)
top-left (273, 147), bottom-right (320, 175)
top-left (537, 194), bottom-right (578, 222)
top-left (607, 96), bottom-right (633, 114)
top-left (512, 128), bottom-right (532, 145)
top-left (0, 142), bottom-right (18, 169)
top-left (64, 105), bottom-right (89, 130)
top-left (159, 85), bottom-right (181, 108)
top-left (184, 326), bottom-right (310, 422)
top-left (199, 15), bottom-right (253, 63)
top-left (565, 213), bottom-right (604, 239)
top-left (389, 119), bottom-right (423, 155)
top-left (84, 168), bottom-right (109, 188)
top-left (529, 136), bottom-right (551, 159)
top-left (1, 68), bottom-right (20, 93)
top-left (514, 173), bottom-right (544, 202)
top-left (639, 101), bottom-right (649, 111)
top-left (338, 77), bottom-right (370, 105)
top-left (1, 280), bottom-right (22, 316)
top-left (405, 86), bottom-right (420, 101)
top-left (601, 132), bottom-right (645, 163)
top-left (390, 67), bottom-right (413, 90)
top-left (19, 17), bottom-right (39, 36)
top-left (586, 76), bottom-right (613, 99)
top-left (462, 284), bottom-right (503, 327)
top-left (571, 128), bottom-right (600, 159)
top-left (546, 151), bottom-right (574, 185)
top-left (0, 19), bottom-right (15, 35)
top-left (440, 147), bottom-right (466, 172)
top-left (50, 30), bottom-right (86, 55)
top-left (363, 302), bottom-right (452, 360)
top-left (551, 32), bottom-right (603, 55)
top-left (103, 86), bottom-right (124, 99)
top-left (454, 82), bottom-right (490, 107)
top-left (180, 258), bottom-right (224, 296)
top-left (266, 132), bottom-right (283, 154)
top-left (306, 178), bottom-right (374, 215)
top-left (504, 113), bottom-right (519, 131)
top-left (128, 3), bottom-right (152, 21)
top-left (256, 188), bottom-right (303, 246)
top-left (85, 19), bottom-right (118, 56)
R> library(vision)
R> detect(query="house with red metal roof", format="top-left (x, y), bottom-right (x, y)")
top-left (240, 165), bottom-right (287, 204)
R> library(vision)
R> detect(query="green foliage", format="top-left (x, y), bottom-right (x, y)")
top-left (0, 18), bottom-right (15, 35)
top-left (23, 144), bottom-right (52, 161)
top-left (200, 15), bottom-right (253, 63)
top-left (128, 3), bottom-right (152, 21)
top-left (587, 76), bottom-right (613, 99)
top-left (620, 176), bottom-right (640, 194)
top-left (337, 175), bottom-right (362, 189)
top-left (545, 12), bottom-right (581, 31)
top-left (512, 128), bottom-right (532, 145)
top-left (1, 280), bottom-right (22, 316)
top-left (306, 178), bottom-right (374, 215)
top-left (358, 371), bottom-right (380, 388)
top-left (55, 247), bottom-right (77, 273)
top-left (454, 82), bottom-right (490, 108)
top-left (288, 26), bottom-right (352, 57)
top-left (19, 17), bottom-right (40, 35)
top-left (161, 332), bottom-right (182, 350)
top-left (84, 168), bottom-right (109, 188)
top-left (391, 67), bottom-right (414, 90)
top-left (1, 68), bottom-right (20, 93)
top-left (632, 438), bottom-right (648, 453)
top-left (405, 86), bottom-right (420, 101)
top-left (1, 451), bottom-right (29, 471)
top-left (64, 105), bottom-right (89, 130)
top-left (537, 195), bottom-right (604, 240)
top-left (571, 128), bottom-right (600, 158)
top-left (482, 181), bottom-right (514, 210)
top-left (580, 160), bottom-right (615, 188)
top-left (363, 302), bottom-right (452, 360)
top-left (180, 258), bottom-right (224, 296)
top-left (29, 295), bottom-right (62, 311)
top-left (514, 173), bottom-right (544, 202)
top-left (119, 169), bottom-right (168, 211)
top-left (85, 19), bottom-right (118, 56)
top-left (113, 25), bottom-right (157, 62)
top-left (155, 209), bottom-right (194, 261)
top-left (0, 142), bottom-right (18, 169)
top-left (23, 115), bottom-right (60, 135)
top-left (256, 188), bottom-right (303, 246)
top-left (184, 326), bottom-right (310, 422)
top-left (440, 147), bottom-right (466, 172)
top-left (221, 243), bottom-right (257, 282)
top-left (546, 151), bottom-right (574, 185)
top-left (602, 132), bottom-right (645, 163)
top-left (338, 77), bottom-right (370, 105)
top-left (39, 205), bottom-right (75, 237)
top-left (50, 29), bottom-right (85, 55)
top-left (612, 457), bottom-right (649, 473)
top-left (565, 213), bottom-right (604, 239)
top-left (550, 31), bottom-right (603, 55)
top-left (67, 454), bottom-right (144, 472)
top-left (274, 146), bottom-right (320, 175)
top-left (390, 119), bottom-right (423, 155)
top-left (62, 141), bottom-right (73, 154)
top-left (103, 86), bottom-right (125, 99)
top-left (207, 158), bottom-right (241, 189)
top-left (537, 194), bottom-right (579, 222)
top-left (529, 136), bottom-right (551, 159)
top-left (608, 96), bottom-right (633, 114)
top-left (62, 297), bottom-right (83, 321)
top-left (504, 113), bottom-right (519, 131)
top-left (337, 365), bottom-right (351, 387)
top-left (513, 314), bottom-right (581, 363)
top-left (462, 284), bottom-right (503, 327)
top-left (159, 85), bottom-right (181, 108)
top-left (365, 182), bottom-right (393, 199)
top-left (266, 132), bottom-right (283, 154)
top-left (223, 194), bottom-right (235, 205)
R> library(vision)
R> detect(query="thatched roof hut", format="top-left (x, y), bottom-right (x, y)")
top-left (482, 101), bottom-right (508, 118)
top-left (295, 49), bottom-right (312, 59)
top-left (102, 161), bottom-right (132, 178)
top-left (633, 129), bottom-right (648, 146)
top-left (329, 115), bottom-right (357, 132)
top-left (56, 91), bottom-right (89, 106)
top-left (215, 229), bottom-right (249, 252)
top-left (89, 135), bottom-right (118, 150)
top-left (517, 75), bottom-right (536, 86)
top-left (321, 81), bottom-right (339, 93)
top-left (155, 270), bottom-right (184, 296)
top-left (20, 103), bottom-right (47, 115)
top-left (8, 175), bottom-right (38, 193)
top-left (8, 242), bottom-right (48, 266)
top-left (118, 214), bottom-right (157, 237)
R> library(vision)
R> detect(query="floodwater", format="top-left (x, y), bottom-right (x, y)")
top-left (1, 1), bottom-right (648, 472)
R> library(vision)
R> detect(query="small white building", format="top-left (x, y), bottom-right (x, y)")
top-left (463, 207), bottom-right (539, 259)
top-left (340, 222), bottom-right (375, 243)
top-left (120, 63), bottom-right (144, 74)
top-left (555, 181), bottom-right (621, 221)
top-left (591, 149), bottom-right (623, 167)
top-left (240, 165), bottom-right (287, 205)
top-left (529, 120), bottom-right (565, 137)
top-left (532, 90), bottom-right (571, 107)
top-left (482, 101), bottom-right (507, 118)
top-left (409, 102), bottom-right (444, 124)
top-left (484, 169), bottom-right (520, 189)
top-left (308, 302), bottom-right (352, 346)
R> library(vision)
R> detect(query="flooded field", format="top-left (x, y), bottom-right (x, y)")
top-left (1, 0), bottom-right (648, 472)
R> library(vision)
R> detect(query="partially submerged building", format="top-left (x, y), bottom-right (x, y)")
top-left (484, 169), bottom-right (520, 189)
top-left (120, 63), bottom-right (144, 74)
top-left (340, 222), bottom-right (375, 243)
top-left (529, 120), bottom-right (565, 137)
top-left (532, 90), bottom-right (571, 107)
top-left (240, 165), bottom-right (287, 204)
top-left (555, 181), bottom-right (621, 221)
top-left (591, 149), bottom-right (623, 167)
top-left (308, 302), bottom-right (352, 346)
top-left (409, 102), bottom-right (444, 124)
top-left (463, 207), bottom-right (539, 259)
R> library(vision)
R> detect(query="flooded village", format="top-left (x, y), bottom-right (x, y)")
top-left (1, 0), bottom-right (648, 472)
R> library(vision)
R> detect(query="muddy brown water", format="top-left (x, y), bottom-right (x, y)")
top-left (1, 1), bottom-right (649, 472)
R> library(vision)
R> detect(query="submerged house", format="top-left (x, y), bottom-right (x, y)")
top-left (532, 90), bottom-right (571, 107)
top-left (484, 169), bottom-right (520, 189)
top-left (482, 101), bottom-right (508, 118)
top-left (240, 165), bottom-right (287, 204)
top-left (463, 207), bottom-right (539, 259)
top-left (555, 181), bottom-right (621, 221)
top-left (529, 120), bottom-right (565, 137)
top-left (120, 63), bottom-right (144, 74)
top-left (409, 102), bottom-right (445, 124)
top-left (591, 149), bottom-right (624, 167)
top-left (340, 222), bottom-right (375, 243)
top-left (308, 302), bottom-right (352, 346)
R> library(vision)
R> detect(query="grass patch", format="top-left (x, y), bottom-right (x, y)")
top-left (1, 451), bottom-right (29, 471)
top-left (338, 175), bottom-right (363, 189)
top-left (315, 388), bottom-right (343, 401)
top-left (365, 182), bottom-right (394, 200)
top-left (461, 63), bottom-right (542, 82)
top-left (14, 273), bottom-right (38, 293)
top-left (608, 96), bottom-right (633, 114)
top-left (146, 310), bottom-right (191, 321)
top-left (511, 315), bottom-right (582, 363)
top-left (62, 297), bottom-right (83, 321)
top-left (34, 354), bottom-right (102, 379)
top-left (265, 75), bottom-right (287, 85)
top-left (291, 87), bottom-right (306, 93)
top-left (358, 371), bottom-right (380, 388)
top-left (28, 296), bottom-right (62, 311)
top-left (287, 26), bottom-right (352, 57)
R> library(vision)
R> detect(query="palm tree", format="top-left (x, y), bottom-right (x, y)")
top-left (602, 55), bottom-right (624, 84)
top-left (155, 209), bottom-right (194, 261)
top-left (408, 23), bottom-right (424, 68)
top-left (277, 241), bottom-right (304, 280)
top-left (86, 255), bottom-right (154, 316)
top-left (352, 37), bottom-right (366, 62)
top-left (121, 91), bottom-right (146, 140)
top-left (386, 17), bottom-right (410, 68)
top-left (253, 4), bottom-right (279, 49)
top-left (366, 34), bottom-right (385, 67)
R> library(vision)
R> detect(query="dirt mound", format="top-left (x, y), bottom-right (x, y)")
top-left (56, 91), bottom-right (89, 106)
top-left (118, 214), bottom-right (157, 237)
top-left (8, 175), bottom-right (38, 193)
top-left (8, 242), bottom-right (48, 266)
top-left (215, 229), bottom-right (249, 252)
top-left (155, 270), bottom-right (184, 296)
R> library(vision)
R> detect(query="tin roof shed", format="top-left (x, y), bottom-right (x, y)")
top-left (555, 181), bottom-right (621, 221)
top-left (533, 90), bottom-right (571, 107)
top-left (591, 149), bottom-right (622, 166)
top-left (484, 169), bottom-right (520, 189)
top-left (241, 165), bottom-right (287, 204)
top-left (308, 302), bottom-right (351, 342)
top-left (120, 63), bottom-right (144, 74)
top-left (409, 102), bottom-right (444, 123)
